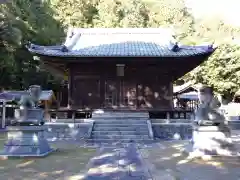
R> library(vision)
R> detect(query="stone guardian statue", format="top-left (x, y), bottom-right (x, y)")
top-left (194, 85), bottom-right (230, 135)
top-left (185, 85), bottom-right (237, 158)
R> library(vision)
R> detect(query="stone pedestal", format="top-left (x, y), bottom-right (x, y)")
top-left (185, 126), bottom-right (239, 157)
top-left (0, 126), bottom-right (55, 157)
top-left (13, 109), bottom-right (45, 125)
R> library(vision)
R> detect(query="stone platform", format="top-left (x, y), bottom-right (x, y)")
top-left (91, 111), bottom-right (149, 119)
top-left (44, 122), bottom-right (94, 141)
top-left (152, 123), bottom-right (192, 140)
top-left (185, 126), bottom-right (240, 158)
top-left (0, 126), bottom-right (55, 157)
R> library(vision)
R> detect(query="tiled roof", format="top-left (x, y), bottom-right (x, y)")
top-left (177, 91), bottom-right (198, 100)
top-left (173, 81), bottom-right (199, 94)
top-left (27, 28), bottom-right (216, 57)
top-left (0, 90), bottom-right (55, 102)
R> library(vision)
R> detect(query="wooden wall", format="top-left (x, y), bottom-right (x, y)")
top-left (42, 53), bottom-right (212, 110)
top-left (67, 62), bottom-right (173, 110)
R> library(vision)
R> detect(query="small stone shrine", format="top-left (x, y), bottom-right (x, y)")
top-left (185, 85), bottom-right (239, 158)
top-left (0, 85), bottom-right (54, 157)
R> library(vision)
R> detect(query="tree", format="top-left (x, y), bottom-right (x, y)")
top-left (1, 0), bottom-right (240, 98)
top-left (145, 0), bottom-right (195, 40)
top-left (0, 0), bottom-right (65, 90)
top-left (50, 0), bottom-right (98, 28)
top-left (182, 18), bottom-right (240, 96)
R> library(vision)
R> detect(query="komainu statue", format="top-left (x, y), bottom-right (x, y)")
top-left (18, 85), bottom-right (42, 109)
top-left (185, 85), bottom-right (239, 158)
top-left (194, 85), bottom-right (230, 135)
top-left (18, 95), bottom-right (35, 109)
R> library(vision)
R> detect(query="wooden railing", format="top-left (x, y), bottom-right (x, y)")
top-left (48, 108), bottom-right (92, 123)
top-left (148, 109), bottom-right (193, 119)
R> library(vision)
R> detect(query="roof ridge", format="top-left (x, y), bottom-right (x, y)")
top-left (64, 28), bottom-right (178, 52)
top-left (66, 27), bottom-right (175, 35)
top-left (26, 28), bottom-right (216, 58)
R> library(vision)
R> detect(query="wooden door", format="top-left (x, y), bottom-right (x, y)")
top-left (137, 80), bottom-right (173, 109)
top-left (120, 81), bottom-right (137, 108)
top-left (73, 78), bottom-right (100, 109)
top-left (104, 80), bottom-right (137, 109)
top-left (104, 80), bottom-right (118, 108)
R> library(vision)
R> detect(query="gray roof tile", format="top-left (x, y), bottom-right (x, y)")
top-left (27, 28), bottom-right (216, 57)
top-left (0, 90), bottom-right (54, 101)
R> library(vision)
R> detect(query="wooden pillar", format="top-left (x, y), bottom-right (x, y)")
top-left (67, 67), bottom-right (73, 109)
top-left (136, 83), bottom-right (139, 109)
top-left (169, 82), bottom-right (174, 109)
top-left (2, 101), bottom-right (6, 129)
top-left (116, 64), bottom-right (125, 107)
top-left (100, 76), bottom-right (105, 108)
top-left (45, 100), bottom-right (50, 122)
top-left (141, 82), bottom-right (145, 109)
top-left (116, 77), bottom-right (121, 106)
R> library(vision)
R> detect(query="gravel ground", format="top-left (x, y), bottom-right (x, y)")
top-left (0, 133), bottom-right (96, 180)
top-left (140, 140), bottom-right (240, 180)
top-left (1, 130), bottom-right (240, 180)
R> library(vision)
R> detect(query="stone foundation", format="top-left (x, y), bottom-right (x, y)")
top-left (185, 126), bottom-right (239, 157)
top-left (152, 123), bottom-right (192, 140)
top-left (0, 126), bottom-right (54, 157)
top-left (228, 121), bottom-right (240, 130)
top-left (44, 121), bottom-right (94, 140)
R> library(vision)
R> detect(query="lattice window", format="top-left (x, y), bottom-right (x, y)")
top-left (121, 81), bottom-right (136, 107)
top-left (104, 81), bottom-right (118, 107)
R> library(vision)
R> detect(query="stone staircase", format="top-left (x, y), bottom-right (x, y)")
top-left (90, 118), bottom-right (153, 143)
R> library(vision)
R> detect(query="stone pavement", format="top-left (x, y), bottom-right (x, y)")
top-left (78, 138), bottom-right (240, 180)
top-left (81, 144), bottom-right (152, 180)
top-left (140, 141), bottom-right (240, 180)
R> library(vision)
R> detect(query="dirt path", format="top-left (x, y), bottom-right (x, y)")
top-left (0, 144), bottom-right (96, 180)
top-left (140, 141), bottom-right (240, 180)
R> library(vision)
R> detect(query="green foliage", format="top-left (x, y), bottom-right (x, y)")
top-left (0, 0), bottom-right (64, 90)
top-left (1, 0), bottom-right (240, 98)
top-left (50, 0), bottom-right (99, 28)
top-left (144, 0), bottom-right (195, 39)
top-left (185, 44), bottom-right (240, 96)
top-left (93, 0), bottom-right (149, 28)
top-left (182, 18), bottom-right (240, 96)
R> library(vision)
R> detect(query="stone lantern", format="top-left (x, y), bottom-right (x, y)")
top-left (0, 85), bottom-right (54, 157)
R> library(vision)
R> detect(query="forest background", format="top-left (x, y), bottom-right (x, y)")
top-left (1, 0), bottom-right (240, 98)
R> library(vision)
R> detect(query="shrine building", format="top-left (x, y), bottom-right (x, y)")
top-left (27, 28), bottom-right (215, 111)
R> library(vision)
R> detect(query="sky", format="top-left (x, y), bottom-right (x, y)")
top-left (185, 0), bottom-right (240, 27)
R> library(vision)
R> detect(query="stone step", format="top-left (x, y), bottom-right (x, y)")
top-left (93, 120), bottom-right (148, 124)
top-left (92, 112), bottom-right (149, 118)
top-left (93, 123), bottom-right (148, 127)
top-left (91, 134), bottom-right (150, 140)
top-left (92, 127), bottom-right (148, 132)
top-left (94, 124), bottom-right (148, 127)
top-left (92, 130), bottom-right (149, 136)
top-left (86, 139), bottom-right (153, 143)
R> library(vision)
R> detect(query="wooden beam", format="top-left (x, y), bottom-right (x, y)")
top-left (2, 101), bottom-right (6, 129)
top-left (41, 62), bottom-right (67, 79)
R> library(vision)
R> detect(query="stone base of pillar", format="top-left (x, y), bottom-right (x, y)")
top-left (184, 126), bottom-right (240, 159)
top-left (0, 126), bottom-right (55, 157)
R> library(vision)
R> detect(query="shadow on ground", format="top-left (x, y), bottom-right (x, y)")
top-left (141, 140), bottom-right (240, 180)
top-left (0, 131), bottom-right (240, 179)
top-left (81, 144), bottom-right (150, 179)
top-left (0, 143), bottom-right (96, 180)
